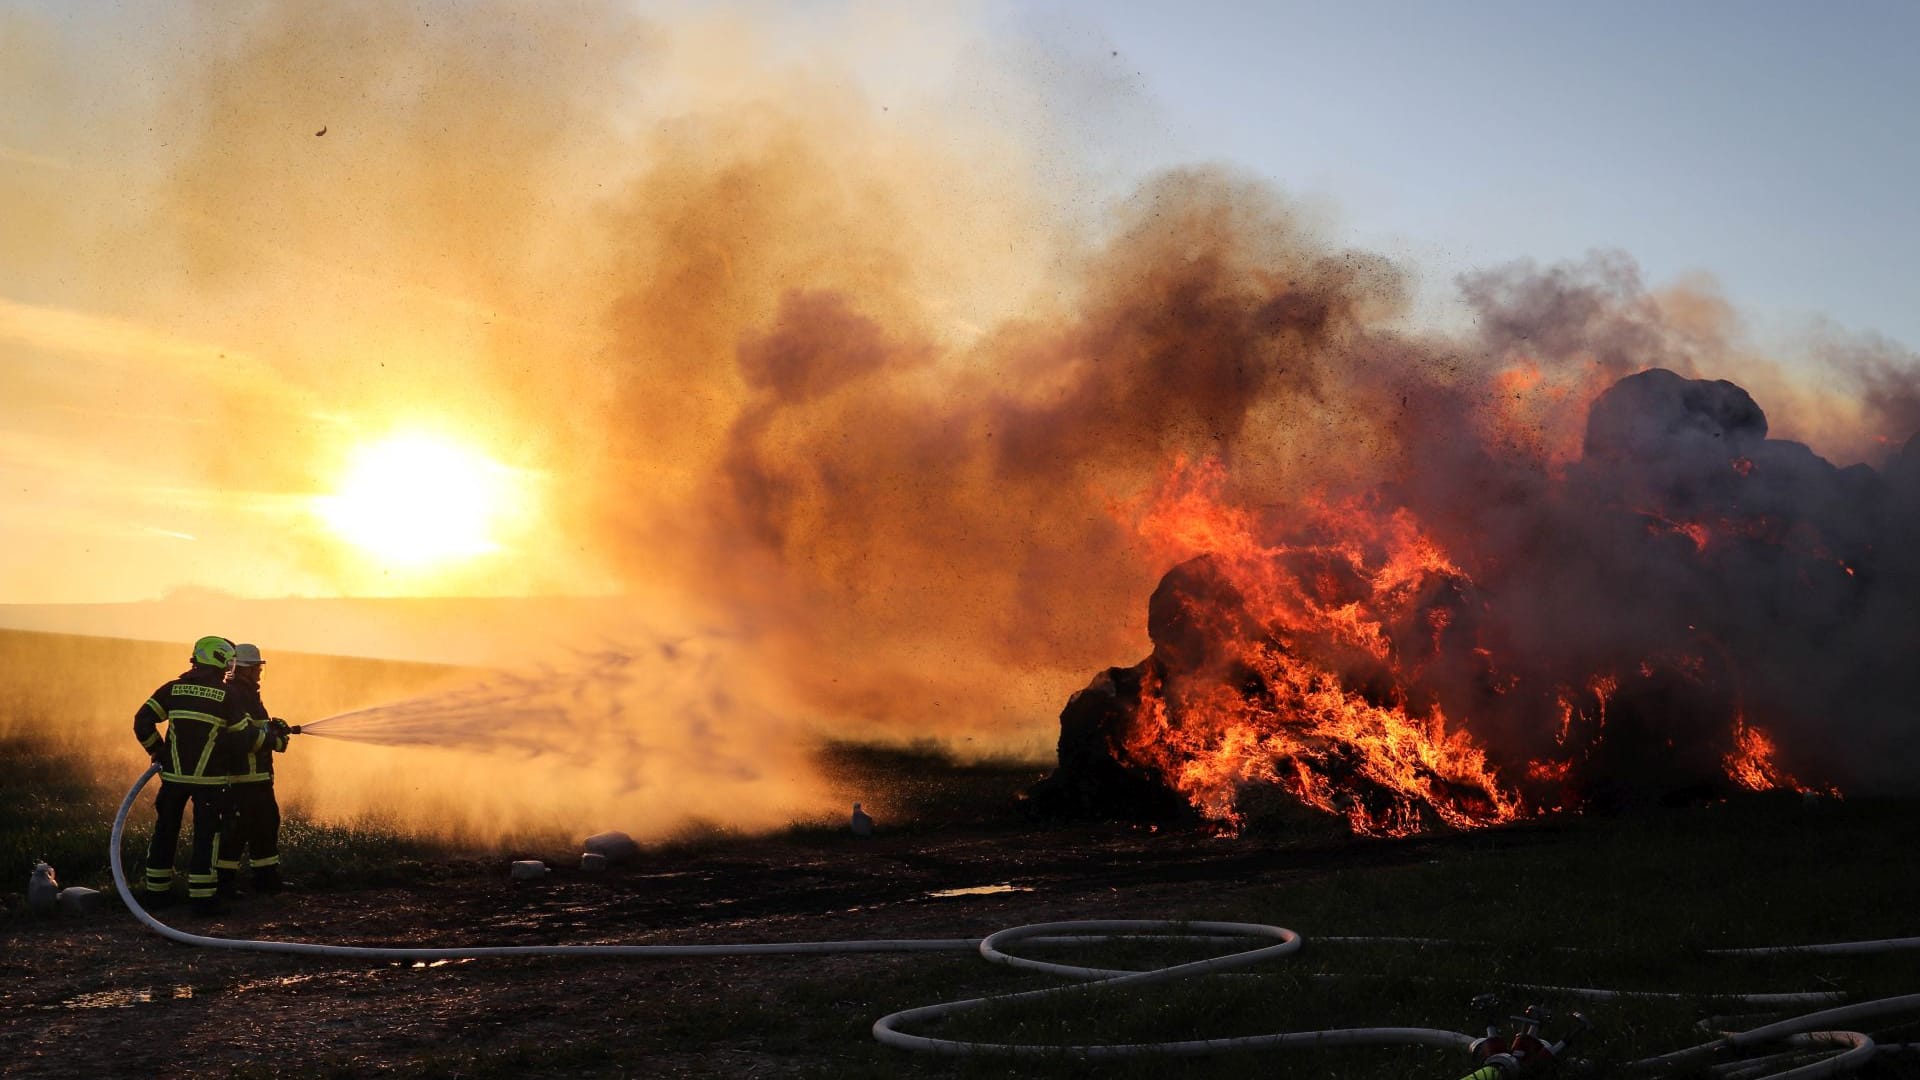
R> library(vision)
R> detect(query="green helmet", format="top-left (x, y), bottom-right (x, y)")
top-left (191, 635), bottom-right (236, 669)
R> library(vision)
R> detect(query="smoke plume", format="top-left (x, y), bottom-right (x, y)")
top-left (6, 2), bottom-right (1918, 840)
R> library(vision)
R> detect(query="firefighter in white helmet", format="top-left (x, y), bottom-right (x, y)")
top-left (214, 642), bottom-right (293, 896)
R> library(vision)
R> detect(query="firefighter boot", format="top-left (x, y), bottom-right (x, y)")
top-left (216, 868), bottom-right (244, 900)
top-left (253, 865), bottom-right (283, 895)
top-left (189, 894), bottom-right (229, 917)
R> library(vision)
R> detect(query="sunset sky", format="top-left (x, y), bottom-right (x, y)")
top-left (3, 0), bottom-right (1916, 607)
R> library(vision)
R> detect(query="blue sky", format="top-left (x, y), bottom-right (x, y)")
top-left (984, 0), bottom-right (1920, 348)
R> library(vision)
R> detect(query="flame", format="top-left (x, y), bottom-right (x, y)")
top-left (1113, 453), bottom-right (1858, 834)
top-left (1107, 459), bottom-right (1845, 836)
top-left (1122, 459), bottom-right (1520, 836)
top-left (1724, 715), bottom-right (1810, 794)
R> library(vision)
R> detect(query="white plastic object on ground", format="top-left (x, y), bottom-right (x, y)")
top-left (579, 852), bottom-right (608, 873)
top-left (57, 886), bottom-right (103, 915)
top-left (509, 860), bottom-right (548, 881)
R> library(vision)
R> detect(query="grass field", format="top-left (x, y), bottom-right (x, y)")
top-left (5, 726), bottom-right (1919, 1077)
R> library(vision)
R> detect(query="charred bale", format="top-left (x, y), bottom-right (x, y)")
top-left (1024, 664), bottom-right (1193, 822)
top-left (1148, 556), bottom-right (1261, 676)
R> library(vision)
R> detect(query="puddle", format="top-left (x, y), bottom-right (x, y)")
top-left (925, 883), bottom-right (1033, 899)
top-left (59, 985), bottom-right (193, 1009)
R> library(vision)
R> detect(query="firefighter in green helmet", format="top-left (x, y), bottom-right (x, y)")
top-left (133, 635), bottom-right (258, 915)
top-left (214, 642), bottom-right (292, 896)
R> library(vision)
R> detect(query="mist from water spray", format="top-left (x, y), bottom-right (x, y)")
top-left (257, 632), bottom-right (842, 843)
top-left (292, 637), bottom-right (773, 751)
top-left (296, 669), bottom-right (574, 748)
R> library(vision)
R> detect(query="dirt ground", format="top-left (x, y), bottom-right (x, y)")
top-left (2, 821), bottom-right (1445, 1078)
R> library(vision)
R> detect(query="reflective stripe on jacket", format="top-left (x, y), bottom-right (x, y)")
top-left (227, 683), bottom-right (285, 783)
top-left (132, 666), bottom-right (252, 785)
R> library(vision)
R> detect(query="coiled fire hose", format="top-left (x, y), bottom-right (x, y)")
top-left (109, 765), bottom-right (1917, 1075)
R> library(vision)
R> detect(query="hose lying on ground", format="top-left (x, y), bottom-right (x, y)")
top-left (1628, 996), bottom-right (1920, 1077)
top-left (109, 765), bottom-right (972, 960)
top-left (108, 765), bottom-right (1918, 1076)
top-left (871, 919), bottom-right (1477, 1058)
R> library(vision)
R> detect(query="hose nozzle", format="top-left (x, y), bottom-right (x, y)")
top-left (288, 725), bottom-right (303, 735)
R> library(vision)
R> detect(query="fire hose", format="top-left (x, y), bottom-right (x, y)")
top-left (109, 765), bottom-right (1917, 1076)
top-left (109, 765), bottom-right (974, 961)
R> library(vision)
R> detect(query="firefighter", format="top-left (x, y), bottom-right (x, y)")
top-left (133, 635), bottom-right (256, 915)
top-left (214, 642), bottom-right (291, 896)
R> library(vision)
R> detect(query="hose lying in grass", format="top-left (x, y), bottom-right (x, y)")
top-left (1628, 996), bottom-right (1920, 1077)
top-left (109, 765), bottom-right (1916, 1077)
top-left (109, 765), bottom-right (976, 961)
top-left (871, 919), bottom-right (1480, 1058)
top-left (1705, 1034), bottom-right (1875, 1080)
top-left (873, 936), bottom-right (1915, 1075)
top-left (1707, 938), bottom-right (1920, 957)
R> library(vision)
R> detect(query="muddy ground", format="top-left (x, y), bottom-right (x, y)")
top-left (2, 819), bottom-right (1467, 1078)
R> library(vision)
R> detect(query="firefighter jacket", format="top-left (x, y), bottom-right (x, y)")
top-left (133, 665), bottom-right (258, 785)
top-left (227, 680), bottom-right (287, 783)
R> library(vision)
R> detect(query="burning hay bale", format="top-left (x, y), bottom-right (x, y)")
top-left (1030, 368), bottom-right (1891, 836)
top-left (1028, 554), bottom-right (1515, 834)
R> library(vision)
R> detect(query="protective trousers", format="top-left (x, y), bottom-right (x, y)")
top-left (144, 780), bottom-right (230, 899)
top-left (215, 780), bottom-right (281, 876)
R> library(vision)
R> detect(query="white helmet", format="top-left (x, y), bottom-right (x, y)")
top-left (233, 643), bottom-right (265, 666)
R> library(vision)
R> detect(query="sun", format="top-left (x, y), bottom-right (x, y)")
top-left (317, 434), bottom-right (523, 568)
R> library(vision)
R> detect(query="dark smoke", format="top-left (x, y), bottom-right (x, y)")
top-left (1456, 364), bottom-right (1920, 795)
